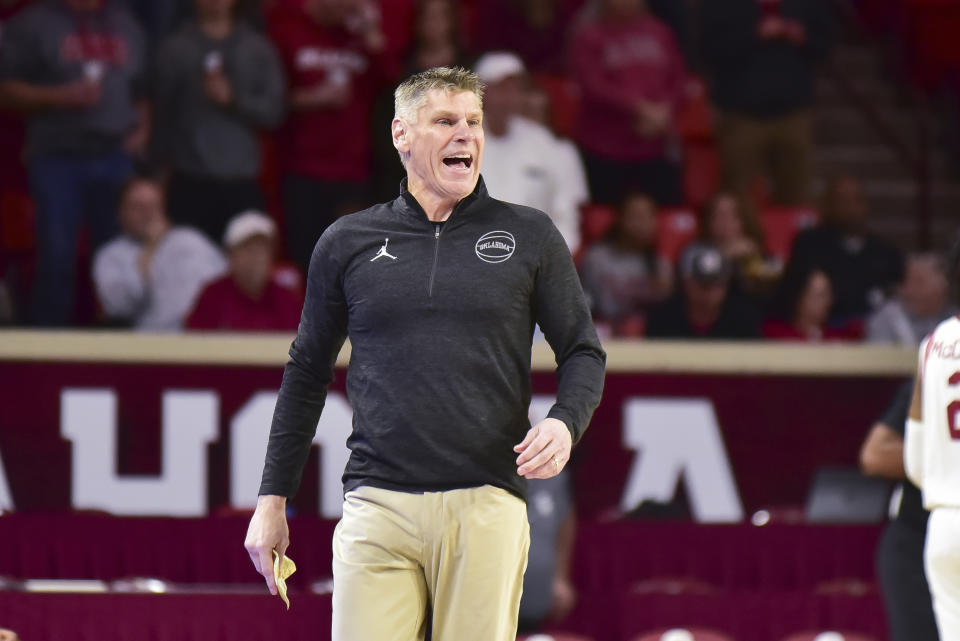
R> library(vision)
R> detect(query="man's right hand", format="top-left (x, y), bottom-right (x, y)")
top-left (243, 494), bottom-right (290, 595)
top-left (291, 81), bottom-right (352, 111)
top-left (55, 80), bottom-right (102, 109)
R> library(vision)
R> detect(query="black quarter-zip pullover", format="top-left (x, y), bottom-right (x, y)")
top-left (259, 178), bottom-right (606, 501)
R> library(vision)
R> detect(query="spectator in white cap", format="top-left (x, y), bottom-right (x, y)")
top-left (186, 210), bottom-right (302, 331)
top-left (474, 51), bottom-right (588, 254)
top-left (93, 176), bottom-right (227, 331)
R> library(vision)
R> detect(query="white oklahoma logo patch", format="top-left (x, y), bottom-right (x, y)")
top-left (475, 231), bottom-right (516, 264)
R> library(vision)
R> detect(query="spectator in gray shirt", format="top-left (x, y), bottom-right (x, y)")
top-left (867, 252), bottom-right (957, 346)
top-left (580, 192), bottom-right (673, 336)
top-left (0, 0), bottom-right (148, 326)
top-left (93, 175), bottom-right (226, 330)
top-left (153, 0), bottom-right (285, 244)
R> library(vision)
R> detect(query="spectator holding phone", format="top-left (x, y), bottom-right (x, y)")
top-left (0, 0), bottom-right (148, 326)
top-left (153, 0), bottom-right (285, 245)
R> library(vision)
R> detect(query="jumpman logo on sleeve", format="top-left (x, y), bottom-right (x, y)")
top-left (370, 238), bottom-right (398, 262)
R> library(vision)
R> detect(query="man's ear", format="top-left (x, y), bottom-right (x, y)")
top-left (392, 118), bottom-right (410, 154)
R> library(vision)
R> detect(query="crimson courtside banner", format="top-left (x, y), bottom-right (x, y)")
top-left (0, 333), bottom-right (913, 520)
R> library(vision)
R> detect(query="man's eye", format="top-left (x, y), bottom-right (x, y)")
top-left (468, 120), bottom-right (480, 127)
top-left (437, 119), bottom-right (451, 125)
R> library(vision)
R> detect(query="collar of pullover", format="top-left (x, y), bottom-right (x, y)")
top-left (396, 176), bottom-right (488, 224)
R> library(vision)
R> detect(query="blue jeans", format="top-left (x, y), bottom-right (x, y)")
top-left (29, 150), bottom-right (132, 326)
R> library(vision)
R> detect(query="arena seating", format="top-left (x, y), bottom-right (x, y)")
top-left (759, 206), bottom-right (819, 262)
top-left (658, 207), bottom-right (699, 261)
top-left (532, 73), bottom-right (581, 140)
top-left (0, 515), bottom-right (886, 641)
top-left (780, 632), bottom-right (880, 641)
top-left (1, 592), bottom-right (333, 641)
top-left (632, 629), bottom-right (737, 641)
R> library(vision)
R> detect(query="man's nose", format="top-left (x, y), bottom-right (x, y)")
top-left (453, 120), bottom-right (475, 142)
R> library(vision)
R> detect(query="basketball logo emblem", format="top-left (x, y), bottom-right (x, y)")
top-left (475, 231), bottom-right (516, 264)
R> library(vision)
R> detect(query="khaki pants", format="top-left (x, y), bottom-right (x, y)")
top-left (332, 485), bottom-right (530, 641)
top-left (717, 110), bottom-right (813, 212)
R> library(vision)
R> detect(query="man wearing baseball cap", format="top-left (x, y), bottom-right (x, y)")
top-left (186, 210), bottom-right (301, 331)
top-left (474, 51), bottom-right (588, 254)
top-left (647, 242), bottom-right (762, 339)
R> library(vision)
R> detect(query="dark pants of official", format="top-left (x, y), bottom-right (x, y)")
top-left (282, 173), bottom-right (370, 272)
top-left (166, 171), bottom-right (265, 247)
top-left (878, 520), bottom-right (939, 641)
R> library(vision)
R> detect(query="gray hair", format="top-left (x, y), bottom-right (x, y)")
top-left (394, 66), bottom-right (485, 124)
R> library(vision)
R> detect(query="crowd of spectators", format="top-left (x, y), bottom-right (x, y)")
top-left (0, 0), bottom-right (941, 342)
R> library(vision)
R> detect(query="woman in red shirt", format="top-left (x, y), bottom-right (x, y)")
top-left (763, 262), bottom-right (861, 341)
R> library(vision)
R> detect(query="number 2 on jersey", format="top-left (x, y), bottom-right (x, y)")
top-left (947, 372), bottom-right (960, 440)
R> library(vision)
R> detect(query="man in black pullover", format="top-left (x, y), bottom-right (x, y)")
top-left (244, 66), bottom-right (605, 641)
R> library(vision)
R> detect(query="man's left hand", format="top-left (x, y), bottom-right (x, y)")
top-left (204, 70), bottom-right (233, 106)
top-left (547, 576), bottom-right (577, 622)
top-left (514, 417), bottom-right (572, 479)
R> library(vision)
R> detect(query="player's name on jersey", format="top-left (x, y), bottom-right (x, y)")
top-left (928, 338), bottom-right (960, 360)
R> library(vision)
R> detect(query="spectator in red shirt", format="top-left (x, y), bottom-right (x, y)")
top-left (571, 0), bottom-right (686, 206)
top-left (372, 0), bottom-right (467, 201)
top-left (474, 0), bottom-right (581, 75)
top-left (187, 210), bottom-right (302, 331)
top-left (763, 262), bottom-right (861, 341)
top-left (267, 0), bottom-right (395, 271)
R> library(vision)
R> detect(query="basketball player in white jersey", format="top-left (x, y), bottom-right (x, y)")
top-left (905, 252), bottom-right (960, 639)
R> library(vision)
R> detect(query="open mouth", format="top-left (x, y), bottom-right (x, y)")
top-left (442, 154), bottom-right (473, 170)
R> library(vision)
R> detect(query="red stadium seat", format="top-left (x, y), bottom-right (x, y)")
top-left (580, 203), bottom-right (617, 247)
top-left (517, 634), bottom-right (595, 641)
top-left (532, 74), bottom-right (582, 140)
top-left (683, 144), bottom-right (719, 208)
top-left (780, 632), bottom-right (878, 641)
top-left (632, 576), bottom-right (718, 595)
top-left (632, 628), bottom-right (738, 641)
top-left (272, 261), bottom-right (305, 301)
top-left (657, 207), bottom-right (698, 262)
top-left (677, 77), bottom-right (714, 143)
top-left (903, 0), bottom-right (960, 88)
top-left (0, 189), bottom-right (35, 253)
top-left (759, 206), bottom-right (818, 262)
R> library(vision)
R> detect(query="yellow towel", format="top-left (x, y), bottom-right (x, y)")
top-left (272, 549), bottom-right (296, 610)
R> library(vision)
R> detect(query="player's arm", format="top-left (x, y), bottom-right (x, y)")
top-left (904, 345), bottom-right (927, 488)
top-left (244, 226), bottom-right (348, 593)
top-left (516, 223), bottom-right (606, 479)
